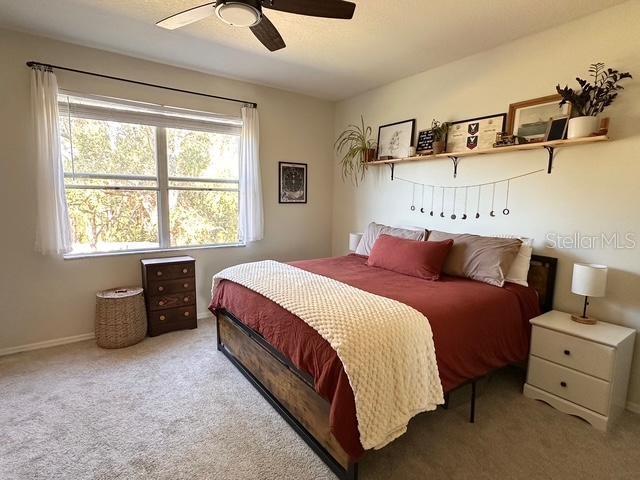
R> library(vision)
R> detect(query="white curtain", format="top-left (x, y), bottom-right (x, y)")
top-left (239, 106), bottom-right (264, 242)
top-left (31, 67), bottom-right (72, 255)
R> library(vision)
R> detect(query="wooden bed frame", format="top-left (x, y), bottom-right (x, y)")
top-left (215, 254), bottom-right (557, 480)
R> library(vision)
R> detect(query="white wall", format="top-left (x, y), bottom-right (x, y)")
top-left (333, 2), bottom-right (640, 406)
top-left (0, 28), bottom-right (334, 351)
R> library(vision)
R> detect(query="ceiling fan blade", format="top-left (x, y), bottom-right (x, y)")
top-left (263, 0), bottom-right (355, 19)
top-left (156, 2), bottom-right (215, 30)
top-left (250, 15), bottom-right (286, 52)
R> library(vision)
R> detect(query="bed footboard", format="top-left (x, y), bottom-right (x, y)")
top-left (216, 310), bottom-right (357, 480)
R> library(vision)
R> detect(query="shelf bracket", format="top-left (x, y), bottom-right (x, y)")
top-left (449, 156), bottom-right (460, 178)
top-left (389, 163), bottom-right (395, 181)
top-left (545, 146), bottom-right (555, 174)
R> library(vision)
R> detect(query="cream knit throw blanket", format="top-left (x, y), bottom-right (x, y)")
top-left (212, 260), bottom-right (444, 450)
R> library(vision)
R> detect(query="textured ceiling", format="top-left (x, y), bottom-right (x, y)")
top-left (0, 0), bottom-right (627, 100)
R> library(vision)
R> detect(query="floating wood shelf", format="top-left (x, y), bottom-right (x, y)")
top-left (369, 135), bottom-right (609, 178)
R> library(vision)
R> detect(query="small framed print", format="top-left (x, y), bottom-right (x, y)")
top-left (508, 94), bottom-right (571, 142)
top-left (377, 119), bottom-right (416, 159)
top-left (544, 116), bottom-right (569, 141)
top-left (446, 113), bottom-right (506, 153)
top-left (279, 162), bottom-right (307, 204)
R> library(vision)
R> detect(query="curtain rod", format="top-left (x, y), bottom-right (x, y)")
top-left (26, 61), bottom-right (258, 108)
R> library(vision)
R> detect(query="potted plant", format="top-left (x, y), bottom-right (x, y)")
top-left (335, 116), bottom-right (377, 185)
top-left (430, 119), bottom-right (449, 154)
top-left (556, 62), bottom-right (632, 139)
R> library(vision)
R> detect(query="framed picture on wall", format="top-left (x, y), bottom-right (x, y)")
top-left (279, 162), bottom-right (307, 204)
top-left (446, 113), bottom-right (507, 152)
top-left (508, 94), bottom-right (571, 142)
top-left (377, 119), bottom-right (416, 159)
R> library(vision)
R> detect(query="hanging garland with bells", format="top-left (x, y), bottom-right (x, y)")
top-left (403, 168), bottom-right (544, 220)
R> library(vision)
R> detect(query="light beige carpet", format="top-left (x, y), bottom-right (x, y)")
top-left (1, 318), bottom-right (639, 480)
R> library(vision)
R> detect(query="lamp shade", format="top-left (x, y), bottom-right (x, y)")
top-left (349, 232), bottom-right (363, 252)
top-left (571, 263), bottom-right (608, 297)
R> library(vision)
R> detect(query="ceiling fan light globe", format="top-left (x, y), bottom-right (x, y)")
top-left (215, 1), bottom-right (261, 27)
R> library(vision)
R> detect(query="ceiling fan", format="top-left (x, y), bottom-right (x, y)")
top-left (156, 0), bottom-right (356, 52)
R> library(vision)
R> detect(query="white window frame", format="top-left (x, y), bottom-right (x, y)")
top-left (59, 92), bottom-right (244, 256)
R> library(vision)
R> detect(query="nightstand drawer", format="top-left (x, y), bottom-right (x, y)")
top-left (531, 326), bottom-right (614, 380)
top-left (528, 356), bottom-right (610, 415)
top-left (147, 262), bottom-right (194, 280)
top-left (149, 278), bottom-right (195, 295)
top-left (148, 292), bottom-right (196, 311)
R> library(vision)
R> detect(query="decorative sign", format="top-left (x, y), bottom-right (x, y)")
top-left (446, 113), bottom-right (507, 153)
top-left (416, 129), bottom-right (435, 154)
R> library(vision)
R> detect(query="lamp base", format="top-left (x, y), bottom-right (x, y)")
top-left (571, 314), bottom-right (597, 325)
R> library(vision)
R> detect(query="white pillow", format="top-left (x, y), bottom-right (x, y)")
top-left (493, 235), bottom-right (533, 286)
top-left (355, 222), bottom-right (426, 256)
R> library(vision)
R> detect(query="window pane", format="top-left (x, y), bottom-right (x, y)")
top-left (66, 189), bottom-right (159, 253)
top-left (168, 189), bottom-right (239, 247)
top-left (167, 128), bottom-right (239, 180)
top-left (60, 117), bottom-right (157, 181)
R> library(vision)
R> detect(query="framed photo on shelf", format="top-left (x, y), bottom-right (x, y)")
top-left (446, 113), bottom-right (506, 152)
top-left (279, 162), bottom-right (307, 204)
top-left (508, 94), bottom-right (571, 142)
top-left (544, 116), bottom-right (570, 141)
top-left (377, 119), bottom-right (416, 159)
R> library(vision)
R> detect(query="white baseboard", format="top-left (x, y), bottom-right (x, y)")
top-left (0, 332), bottom-right (95, 357)
top-left (0, 312), bottom-right (214, 357)
top-left (627, 401), bottom-right (640, 414)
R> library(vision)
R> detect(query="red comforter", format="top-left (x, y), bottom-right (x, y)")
top-left (209, 254), bottom-right (539, 462)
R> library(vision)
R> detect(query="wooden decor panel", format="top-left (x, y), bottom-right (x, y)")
top-left (218, 313), bottom-right (351, 470)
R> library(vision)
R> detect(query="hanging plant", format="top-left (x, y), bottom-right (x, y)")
top-left (335, 116), bottom-right (377, 186)
top-left (556, 62), bottom-right (632, 117)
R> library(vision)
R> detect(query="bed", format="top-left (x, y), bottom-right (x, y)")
top-left (209, 253), bottom-right (557, 480)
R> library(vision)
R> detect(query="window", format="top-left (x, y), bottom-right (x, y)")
top-left (58, 93), bottom-right (242, 255)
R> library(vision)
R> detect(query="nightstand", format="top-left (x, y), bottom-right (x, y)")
top-left (141, 256), bottom-right (197, 336)
top-left (523, 310), bottom-right (635, 430)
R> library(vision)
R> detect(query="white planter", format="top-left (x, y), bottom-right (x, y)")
top-left (567, 116), bottom-right (599, 139)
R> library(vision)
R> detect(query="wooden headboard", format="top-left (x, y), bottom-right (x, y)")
top-left (528, 254), bottom-right (557, 313)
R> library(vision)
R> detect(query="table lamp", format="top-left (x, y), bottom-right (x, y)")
top-left (349, 232), bottom-right (363, 252)
top-left (571, 263), bottom-right (607, 325)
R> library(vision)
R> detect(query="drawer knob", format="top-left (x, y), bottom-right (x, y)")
top-left (159, 300), bottom-right (165, 306)
top-left (183, 283), bottom-right (189, 288)
top-left (560, 381), bottom-right (567, 388)
top-left (156, 271), bottom-right (163, 276)
top-left (184, 311), bottom-right (190, 317)
top-left (158, 286), bottom-right (164, 292)
top-left (182, 268), bottom-right (188, 274)
top-left (159, 315), bottom-right (166, 321)
top-left (564, 349), bottom-right (571, 356)
top-left (183, 296), bottom-right (189, 302)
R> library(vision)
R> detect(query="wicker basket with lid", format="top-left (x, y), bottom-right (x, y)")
top-left (95, 287), bottom-right (147, 349)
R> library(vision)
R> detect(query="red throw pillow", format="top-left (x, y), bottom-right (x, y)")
top-left (367, 234), bottom-right (454, 280)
